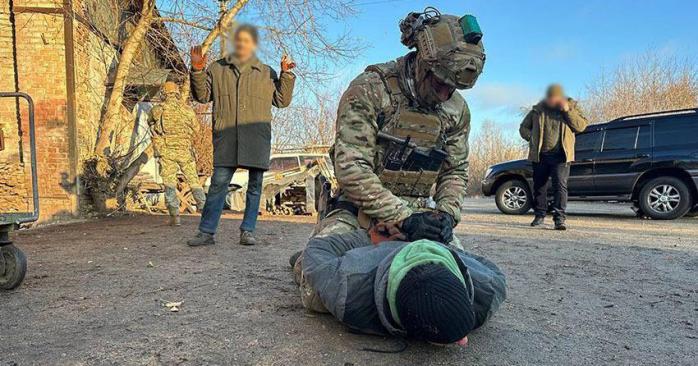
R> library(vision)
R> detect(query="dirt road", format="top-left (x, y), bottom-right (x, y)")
top-left (1, 199), bottom-right (696, 365)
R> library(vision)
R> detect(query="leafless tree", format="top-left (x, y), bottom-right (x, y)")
top-left (271, 89), bottom-right (339, 151)
top-left (468, 121), bottom-right (527, 196)
top-left (583, 51), bottom-right (698, 123)
top-left (83, 0), bottom-right (363, 210)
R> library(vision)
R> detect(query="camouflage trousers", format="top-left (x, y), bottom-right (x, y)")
top-left (292, 208), bottom-right (463, 313)
top-left (159, 153), bottom-right (204, 215)
top-left (293, 209), bottom-right (360, 313)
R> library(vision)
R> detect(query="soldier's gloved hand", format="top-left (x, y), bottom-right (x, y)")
top-left (400, 212), bottom-right (447, 242)
top-left (436, 211), bottom-right (455, 244)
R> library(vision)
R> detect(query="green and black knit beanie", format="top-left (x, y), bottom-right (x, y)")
top-left (387, 240), bottom-right (475, 344)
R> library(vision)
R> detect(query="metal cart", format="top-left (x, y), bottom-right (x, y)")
top-left (0, 92), bottom-right (38, 290)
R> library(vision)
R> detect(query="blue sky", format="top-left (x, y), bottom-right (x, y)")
top-left (314, 0), bottom-right (698, 135)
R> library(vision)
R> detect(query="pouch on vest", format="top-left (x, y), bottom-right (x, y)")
top-left (377, 105), bottom-right (445, 197)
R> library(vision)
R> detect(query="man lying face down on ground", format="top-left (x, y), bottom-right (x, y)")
top-left (291, 219), bottom-right (507, 347)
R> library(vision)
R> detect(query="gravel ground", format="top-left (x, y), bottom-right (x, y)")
top-left (1, 199), bottom-right (696, 365)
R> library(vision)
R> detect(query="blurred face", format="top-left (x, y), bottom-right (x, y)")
top-left (233, 30), bottom-right (257, 62)
top-left (546, 94), bottom-right (563, 108)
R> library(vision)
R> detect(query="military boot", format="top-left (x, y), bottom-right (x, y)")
top-left (192, 187), bottom-right (207, 213)
top-left (169, 215), bottom-right (181, 226)
top-left (187, 231), bottom-right (215, 247)
top-left (167, 206), bottom-right (181, 226)
top-left (239, 230), bottom-right (259, 246)
top-left (554, 218), bottom-right (567, 231)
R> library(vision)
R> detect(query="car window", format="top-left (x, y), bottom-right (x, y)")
top-left (300, 155), bottom-right (321, 168)
top-left (654, 115), bottom-right (698, 148)
top-left (269, 157), bottom-right (299, 172)
top-left (575, 131), bottom-right (602, 153)
top-left (602, 127), bottom-right (638, 151)
top-left (636, 125), bottom-right (652, 149)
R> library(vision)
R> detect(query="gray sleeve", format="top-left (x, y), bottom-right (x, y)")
top-left (457, 251), bottom-right (508, 328)
top-left (302, 230), bottom-right (372, 317)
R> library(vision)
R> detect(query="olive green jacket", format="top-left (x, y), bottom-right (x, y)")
top-left (519, 99), bottom-right (588, 163)
top-left (191, 55), bottom-right (295, 169)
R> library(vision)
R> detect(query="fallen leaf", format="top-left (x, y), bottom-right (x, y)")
top-left (164, 301), bottom-right (183, 312)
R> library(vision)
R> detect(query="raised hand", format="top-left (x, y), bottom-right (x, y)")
top-left (190, 45), bottom-right (207, 71)
top-left (281, 54), bottom-right (296, 72)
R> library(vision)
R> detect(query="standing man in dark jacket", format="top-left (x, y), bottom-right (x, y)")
top-left (187, 24), bottom-right (296, 246)
top-left (519, 84), bottom-right (588, 230)
top-left (296, 229), bottom-right (506, 347)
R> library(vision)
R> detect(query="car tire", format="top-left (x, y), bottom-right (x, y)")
top-left (495, 180), bottom-right (532, 215)
top-left (639, 176), bottom-right (693, 220)
top-left (685, 209), bottom-right (698, 218)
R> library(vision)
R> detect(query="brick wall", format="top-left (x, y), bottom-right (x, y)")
top-left (0, 1), bottom-right (30, 213)
top-left (0, 0), bottom-right (75, 221)
top-left (1, 0), bottom-right (174, 222)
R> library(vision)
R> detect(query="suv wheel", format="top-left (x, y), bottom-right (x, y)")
top-left (639, 177), bottom-right (693, 220)
top-left (495, 180), bottom-right (532, 215)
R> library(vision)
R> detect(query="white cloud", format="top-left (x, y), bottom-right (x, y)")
top-left (542, 43), bottom-right (579, 62)
top-left (464, 82), bottom-right (539, 113)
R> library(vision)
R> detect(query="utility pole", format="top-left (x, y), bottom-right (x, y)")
top-left (218, 0), bottom-right (230, 58)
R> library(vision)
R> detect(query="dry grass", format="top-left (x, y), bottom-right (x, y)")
top-left (582, 51), bottom-right (698, 123)
top-left (467, 121), bottom-right (527, 196)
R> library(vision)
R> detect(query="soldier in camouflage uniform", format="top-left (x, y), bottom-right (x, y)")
top-left (148, 81), bottom-right (206, 226)
top-left (292, 9), bottom-right (487, 312)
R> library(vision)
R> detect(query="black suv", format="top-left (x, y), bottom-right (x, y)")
top-left (482, 109), bottom-right (698, 220)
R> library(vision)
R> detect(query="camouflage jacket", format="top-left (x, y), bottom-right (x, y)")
top-left (148, 98), bottom-right (199, 154)
top-left (334, 56), bottom-right (470, 224)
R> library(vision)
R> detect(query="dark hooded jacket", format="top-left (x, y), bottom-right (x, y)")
top-left (302, 230), bottom-right (507, 336)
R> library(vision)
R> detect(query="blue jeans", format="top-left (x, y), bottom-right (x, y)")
top-left (198, 167), bottom-right (264, 234)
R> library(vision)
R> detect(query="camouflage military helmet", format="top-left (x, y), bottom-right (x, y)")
top-left (400, 8), bottom-right (486, 90)
top-left (163, 81), bottom-right (179, 95)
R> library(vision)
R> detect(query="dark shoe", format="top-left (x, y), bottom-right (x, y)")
top-left (531, 216), bottom-right (545, 227)
top-left (169, 215), bottom-right (181, 226)
top-left (554, 220), bottom-right (567, 231)
top-left (187, 231), bottom-right (215, 246)
top-left (289, 250), bottom-right (303, 268)
top-left (239, 231), bottom-right (258, 246)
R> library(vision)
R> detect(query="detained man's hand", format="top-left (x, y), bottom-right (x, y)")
top-left (369, 222), bottom-right (406, 244)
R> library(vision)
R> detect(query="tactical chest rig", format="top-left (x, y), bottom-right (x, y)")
top-left (156, 102), bottom-right (190, 149)
top-left (366, 61), bottom-right (448, 198)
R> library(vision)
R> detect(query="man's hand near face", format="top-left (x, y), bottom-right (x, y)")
top-left (558, 98), bottom-right (570, 112)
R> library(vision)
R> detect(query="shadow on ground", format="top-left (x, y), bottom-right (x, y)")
top-left (1, 199), bottom-right (696, 365)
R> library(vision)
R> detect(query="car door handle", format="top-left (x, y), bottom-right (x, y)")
top-left (635, 153), bottom-right (650, 158)
top-left (582, 158), bottom-right (594, 162)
